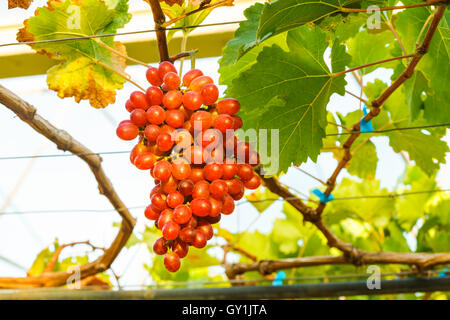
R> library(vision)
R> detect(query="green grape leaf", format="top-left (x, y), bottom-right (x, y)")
top-left (17, 0), bottom-right (131, 108)
top-left (337, 110), bottom-right (378, 179)
top-left (426, 193), bottom-right (450, 226)
top-left (271, 218), bottom-right (302, 255)
top-left (402, 70), bottom-right (428, 122)
top-left (218, 3), bottom-right (288, 87)
top-left (347, 140), bottom-right (378, 179)
top-left (27, 246), bottom-right (55, 277)
top-left (382, 221), bottom-right (410, 252)
top-left (229, 26), bottom-right (347, 173)
top-left (395, 6), bottom-right (450, 122)
top-left (331, 39), bottom-right (352, 73)
top-left (346, 28), bottom-right (396, 75)
top-left (163, 0), bottom-right (228, 41)
top-left (245, 188), bottom-right (278, 213)
top-left (257, 0), bottom-right (361, 43)
top-left (364, 81), bottom-right (449, 176)
top-left (319, 13), bottom-right (367, 41)
top-left (324, 178), bottom-right (395, 228)
top-left (396, 166), bottom-right (436, 230)
top-left (236, 231), bottom-right (278, 261)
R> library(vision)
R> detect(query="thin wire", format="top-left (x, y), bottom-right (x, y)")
top-left (0, 206), bottom-right (145, 216)
top-left (326, 123), bottom-right (450, 136)
top-left (0, 124), bottom-right (447, 162)
top-left (332, 188), bottom-right (450, 200)
top-left (0, 150), bottom-right (130, 161)
top-left (0, 21), bottom-right (243, 48)
top-left (293, 166), bottom-right (326, 185)
top-left (3, 189), bottom-right (448, 216)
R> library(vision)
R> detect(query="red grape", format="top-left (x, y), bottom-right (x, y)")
top-left (130, 91), bottom-right (149, 110)
top-left (213, 114), bottom-right (234, 133)
top-left (163, 72), bottom-right (181, 90)
top-left (117, 122), bottom-right (138, 141)
top-left (172, 158), bottom-right (192, 180)
top-left (192, 180), bottom-right (210, 199)
top-left (153, 237), bottom-right (168, 255)
top-left (130, 109), bottom-right (148, 127)
top-left (151, 193), bottom-right (167, 211)
top-left (144, 124), bottom-right (161, 142)
top-left (190, 111), bottom-right (212, 131)
top-left (210, 180), bottom-right (228, 198)
top-left (244, 174), bottom-right (261, 189)
top-left (163, 90), bottom-right (183, 110)
top-left (146, 106), bottom-right (166, 125)
top-left (158, 61), bottom-right (177, 79)
top-left (178, 179), bottom-right (194, 196)
top-left (190, 76), bottom-right (213, 93)
top-left (183, 69), bottom-right (203, 87)
top-left (190, 198), bottom-right (211, 217)
top-left (167, 191), bottom-right (184, 208)
top-left (146, 86), bottom-right (163, 106)
top-left (217, 98), bottom-right (240, 115)
top-left (173, 204), bottom-right (192, 224)
top-left (179, 227), bottom-right (196, 243)
top-left (204, 163), bottom-right (223, 181)
top-left (146, 67), bottom-right (163, 86)
top-left (192, 231), bottom-right (207, 248)
top-left (182, 91), bottom-right (203, 111)
top-left (153, 160), bottom-right (172, 181)
top-left (172, 239), bottom-right (189, 258)
top-left (237, 164), bottom-right (254, 181)
top-left (134, 152), bottom-right (156, 170)
top-left (125, 99), bottom-right (135, 112)
top-left (145, 204), bottom-right (160, 220)
top-left (165, 109), bottom-right (184, 128)
top-left (201, 84), bottom-right (219, 105)
top-left (196, 221), bottom-right (213, 240)
top-left (164, 252), bottom-right (181, 272)
top-left (162, 220), bottom-right (180, 240)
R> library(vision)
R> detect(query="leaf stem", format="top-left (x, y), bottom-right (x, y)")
top-left (416, 13), bottom-right (434, 47)
top-left (328, 121), bottom-right (352, 132)
top-left (95, 59), bottom-right (146, 91)
top-left (179, 33), bottom-right (189, 77)
top-left (386, 21), bottom-right (407, 56)
top-left (92, 38), bottom-right (150, 68)
top-left (345, 90), bottom-right (370, 105)
top-left (333, 53), bottom-right (416, 77)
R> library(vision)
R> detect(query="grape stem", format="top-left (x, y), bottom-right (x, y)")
top-left (148, 0), bottom-right (170, 62)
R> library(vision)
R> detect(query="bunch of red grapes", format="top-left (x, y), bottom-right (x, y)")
top-left (116, 61), bottom-right (261, 272)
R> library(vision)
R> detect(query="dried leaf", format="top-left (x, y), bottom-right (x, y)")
top-left (8, 0), bottom-right (34, 9)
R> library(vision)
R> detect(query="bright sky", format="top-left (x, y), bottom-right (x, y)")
top-left (0, 0), bottom-right (448, 288)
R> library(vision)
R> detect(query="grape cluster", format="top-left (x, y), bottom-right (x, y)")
top-left (116, 61), bottom-right (261, 272)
